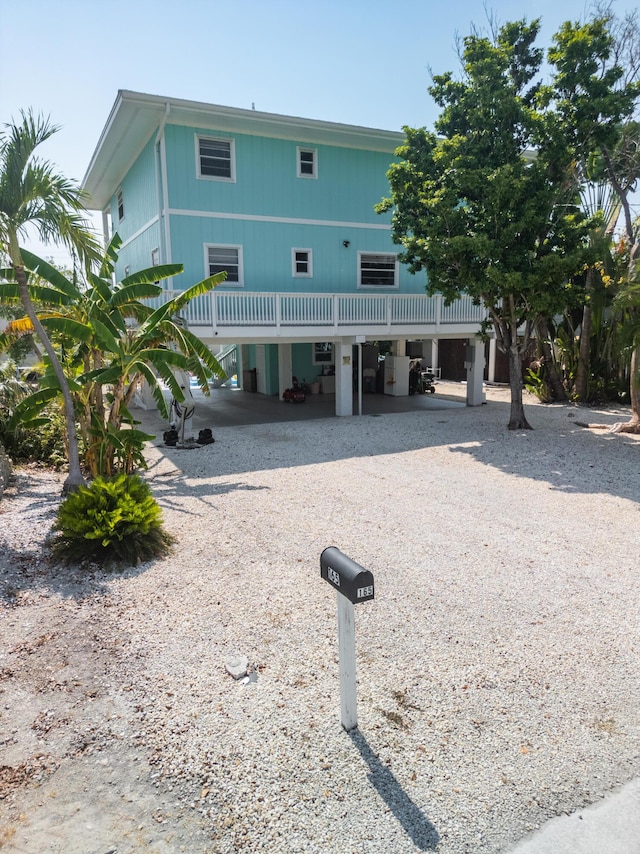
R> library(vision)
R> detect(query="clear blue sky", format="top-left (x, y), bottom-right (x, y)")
top-left (0, 0), bottom-right (619, 263)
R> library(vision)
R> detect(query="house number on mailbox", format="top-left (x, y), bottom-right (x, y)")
top-left (328, 567), bottom-right (340, 587)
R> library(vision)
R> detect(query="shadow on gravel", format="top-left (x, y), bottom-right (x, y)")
top-left (140, 399), bottom-right (640, 506)
top-left (0, 471), bottom-right (151, 604)
top-left (349, 729), bottom-right (440, 851)
top-left (0, 541), bottom-right (151, 605)
top-left (446, 414), bottom-right (640, 505)
top-left (144, 458), bottom-right (271, 515)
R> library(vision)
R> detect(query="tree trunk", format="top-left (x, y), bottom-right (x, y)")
top-left (535, 316), bottom-right (568, 402)
top-left (508, 343), bottom-right (532, 430)
top-left (13, 264), bottom-right (85, 492)
top-left (610, 334), bottom-right (640, 434)
top-left (574, 268), bottom-right (596, 402)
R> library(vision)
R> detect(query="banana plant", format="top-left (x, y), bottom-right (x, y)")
top-left (1, 234), bottom-right (227, 476)
top-left (0, 110), bottom-right (101, 491)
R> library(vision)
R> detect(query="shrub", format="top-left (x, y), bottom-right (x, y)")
top-left (0, 367), bottom-right (67, 468)
top-left (50, 473), bottom-right (174, 568)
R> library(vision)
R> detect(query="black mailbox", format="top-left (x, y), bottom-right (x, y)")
top-left (320, 547), bottom-right (375, 605)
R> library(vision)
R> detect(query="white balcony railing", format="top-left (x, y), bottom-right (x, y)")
top-left (151, 290), bottom-right (486, 331)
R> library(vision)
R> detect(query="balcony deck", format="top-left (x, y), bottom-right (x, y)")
top-left (156, 290), bottom-right (486, 343)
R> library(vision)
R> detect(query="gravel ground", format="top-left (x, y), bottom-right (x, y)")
top-left (1, 388), bottom-right (639, 853)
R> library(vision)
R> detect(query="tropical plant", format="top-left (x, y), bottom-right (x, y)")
top-left (561, 6), bottom-right (640, 424)
top-left (0, 110), bottom-right (100, 491)
top-left (0, 300), bottom-right (41, 364)
top-left (50, 473), bottom-right (174, 567)
top-left (1, 235), bottom-right (227, 476)
top-left (378, 15), bottom-right (639, 430)
top-left (0, 361), bottom-right (66, 467)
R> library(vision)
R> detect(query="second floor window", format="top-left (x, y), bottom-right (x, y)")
top-left (359, 252), bottom-right (398, 288)
top-left (117, 188), bottom-right (124, 221)
top-left (207, 245), bottom-right (242, 285)
top-left (297, 147), bottom-right (317, 178)
top-left (198, 136), bottom-right (235, 180)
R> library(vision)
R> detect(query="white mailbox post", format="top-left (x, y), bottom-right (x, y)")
top-left (320, 547), bottom-right (375, 731)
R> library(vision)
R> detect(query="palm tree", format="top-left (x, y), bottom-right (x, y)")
top-left (0, 110), bottom-right (99, 491)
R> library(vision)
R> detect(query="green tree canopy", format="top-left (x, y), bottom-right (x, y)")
top-left (378, 15), bottom-right (639, 429)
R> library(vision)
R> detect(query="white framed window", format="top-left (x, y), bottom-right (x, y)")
top-left (358, 252), bottom-right (398, 288)
top-left (292, 248), bottom-right (312, 278)
top-left (196, 135), bottom-right (236, 181)
top-left (117, 188), bottom-right (124, 221)
top-left (297, 147), bottom-right (317, 178)
top-left (313, 343), bottom-right (333, 365)
top-left (206, 244), bottom-right (243, 286)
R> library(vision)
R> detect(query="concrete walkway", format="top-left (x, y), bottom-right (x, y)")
top-left (507, 778), bottom-right (640, 853)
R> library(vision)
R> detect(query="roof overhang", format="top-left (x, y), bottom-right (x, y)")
top-left (82, 90), bottom-right (405, 211)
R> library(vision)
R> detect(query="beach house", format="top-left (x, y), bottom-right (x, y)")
top-left (82, 91), bottom-right (491, 415)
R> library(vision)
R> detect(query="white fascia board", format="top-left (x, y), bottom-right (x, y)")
top-left (82, 90), bottom-right (405, 209)
top-left (117, 90), bottom-right (404, 150)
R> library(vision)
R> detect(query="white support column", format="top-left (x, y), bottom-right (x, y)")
top-left (278, 343), bottom-right (292, 401)
top-left (487, 337), bottom-right (497, 384)
top-left (426, 338), bottom-right (439, 373)
top-left (335, 340), bottom-right (353, 416)
top-left (238, 345), bottom-right (247, 390)
top-left (355, 336), bottom-right (365, 416)
top-left (137, 380), bottom-right (157, 410)
top-left (465, 337), bottom-right (486, 406)
top-left (337, 593), bottom-right (358, 731)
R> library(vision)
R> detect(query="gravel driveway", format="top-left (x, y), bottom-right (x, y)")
top-left (1, 389), bottom-right (639, 853)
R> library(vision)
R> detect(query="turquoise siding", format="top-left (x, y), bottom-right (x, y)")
top-left (168, 213), bottom-right (424, 294)
top-left (111, 117), bottom-right (428, 296)
top-left (164, 125), bottom-right (393, 223)
top-left (117, 221), bottom-right (163, 281)
top-left (292, 343), bottom-right (325, 384)
top-left (110, 136), bottom-right (159, 280)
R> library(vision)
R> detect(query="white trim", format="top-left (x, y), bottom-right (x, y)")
top-left (160, 128), bottom-right (172, 264)
top-left (297, 146), bottom-right (317, 179)
top-left (292, 247), bottom-right (313, 278)
top-left (204, 243), bottom-right (244, 287)
top-left (195, 133), bottom-right (236, 182)
top-left (357, 250), bottom-right (399, 289)
top-left (168, 207), bottom-right (390, 230)
top-left (118, 215), bottom-right (160, 249)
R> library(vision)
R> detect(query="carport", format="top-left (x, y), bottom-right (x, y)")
top-left (133, 381), bottom-right (469, 435)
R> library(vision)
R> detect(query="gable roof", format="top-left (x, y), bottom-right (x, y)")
top-left (82, 90), bottom-right (404, 211)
